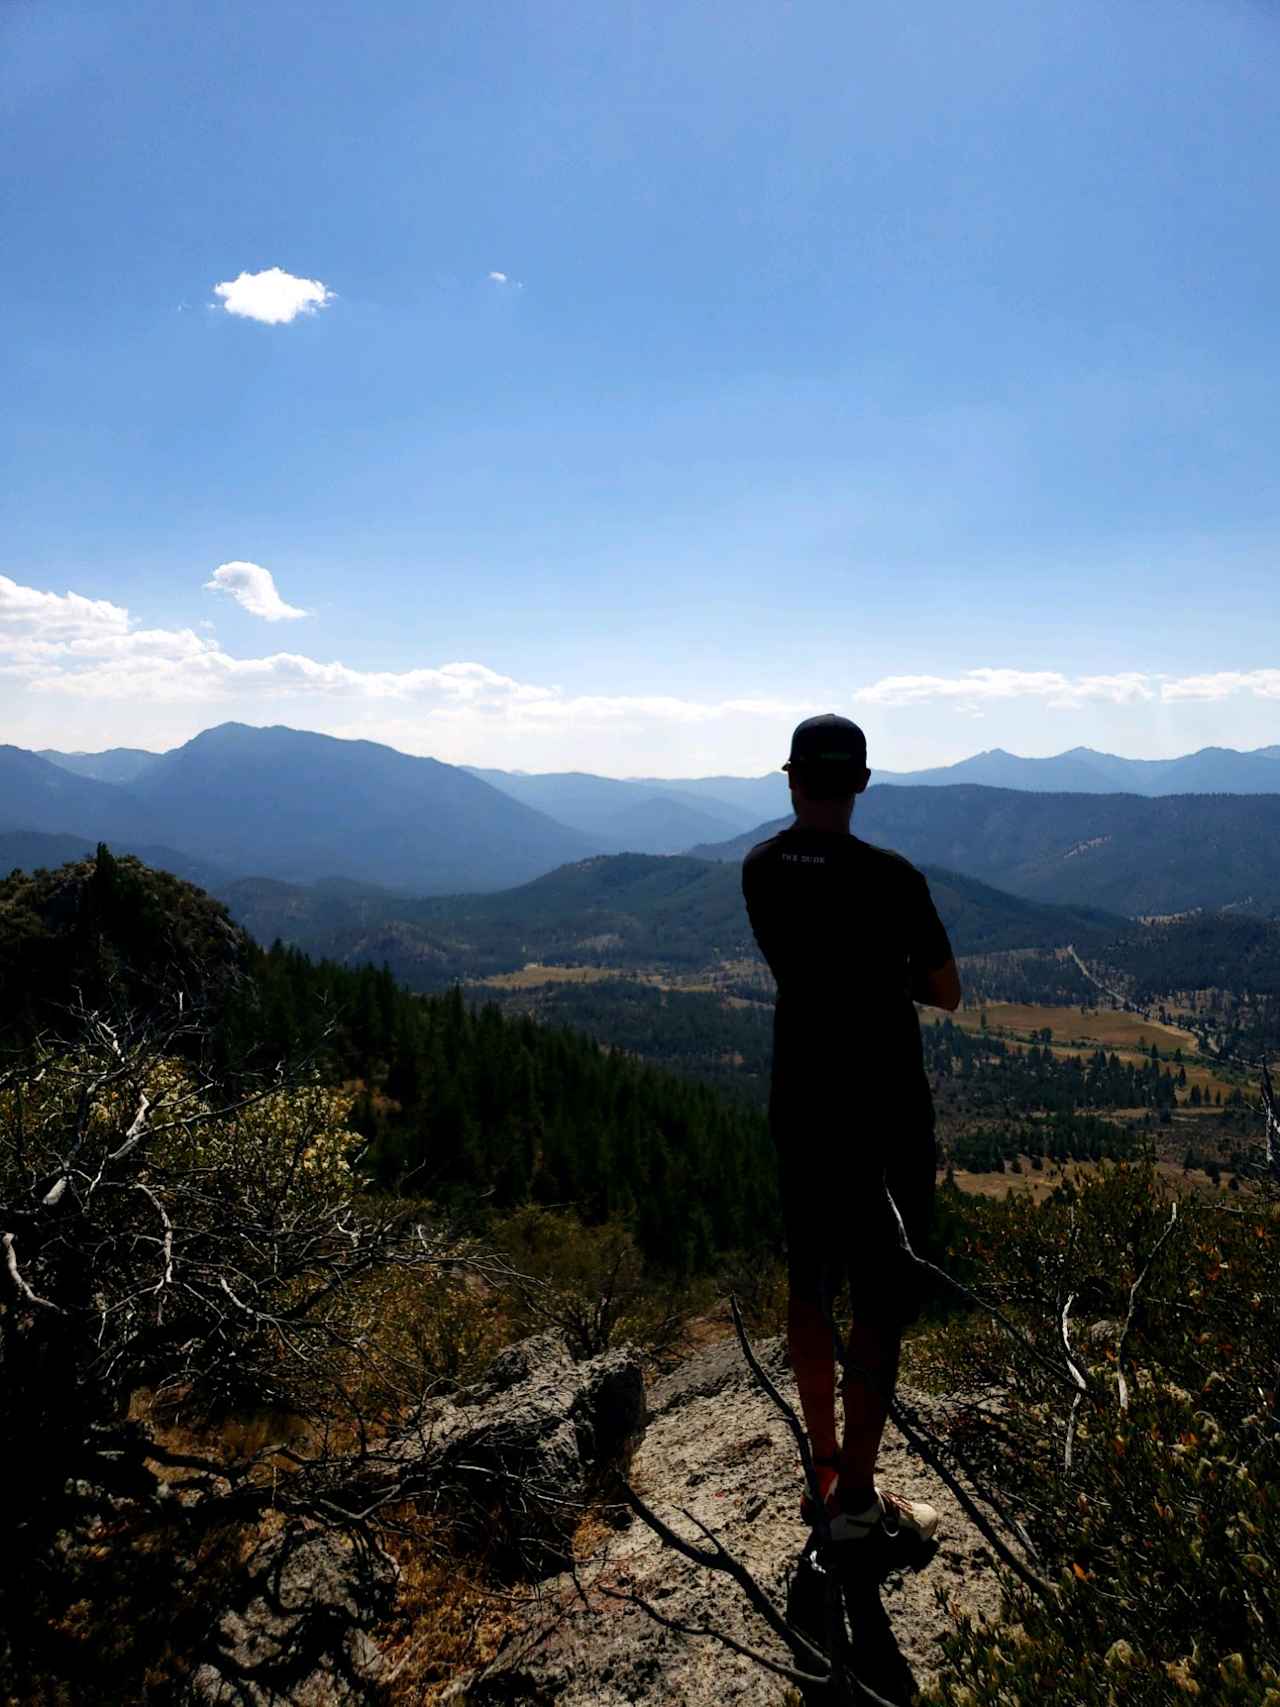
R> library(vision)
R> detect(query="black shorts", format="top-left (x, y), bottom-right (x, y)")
top-left (773, 1114), bottom-right (938, 1331)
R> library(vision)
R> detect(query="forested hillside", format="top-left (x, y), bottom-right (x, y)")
top-left (1098, 911), bottom-right (1280, 1000)
top-left (0, 852), bottom-right (776, 1274)
top-left (219, 853), bottom-right (1124, 989)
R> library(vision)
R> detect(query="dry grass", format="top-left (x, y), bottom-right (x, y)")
top-left (376, 1524), bottom-right (532, 1703)
top-left (946, 1158), bottom-right (1244, 1203)
top-left (475, 962), bottom-right (730, 995)
top-left (954, 1001), bottom-right (1199, 1052)
top-left (476, 964), bottom-right (624, 988)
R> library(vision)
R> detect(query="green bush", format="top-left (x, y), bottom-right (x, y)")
top-left (914, 1166), bottom-right (1279, 1704)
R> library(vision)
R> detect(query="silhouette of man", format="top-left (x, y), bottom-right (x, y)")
top-left (742, 714), bottom-right (961, 1542)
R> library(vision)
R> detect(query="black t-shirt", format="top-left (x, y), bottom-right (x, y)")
top-left (741, 825), bottom-right (953, 1128)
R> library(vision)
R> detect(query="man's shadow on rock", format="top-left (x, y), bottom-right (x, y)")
top-left (784, 1528), bottom-right (938, 1706)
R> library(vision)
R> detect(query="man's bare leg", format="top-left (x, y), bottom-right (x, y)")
top-left (837, 1317), bottom-right (901, 1509)
top-left (787, 1293), bottom-right (840, 1504)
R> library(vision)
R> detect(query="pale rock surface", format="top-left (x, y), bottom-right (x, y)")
top-left (188, 1524), bottom-right (398, 1706)
top-left (445, 1336), bottom-right (1005, 1706)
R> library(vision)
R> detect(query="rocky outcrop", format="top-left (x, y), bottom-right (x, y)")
top-left (444, 1335), bottom-right (1006, 1707)
top-left (395, 1333), bottom-right (647, 1576)
top-left (188, 1329), bottom-right (1005, 1706)
top-left (188, 1334), bottom-right (646, 1704)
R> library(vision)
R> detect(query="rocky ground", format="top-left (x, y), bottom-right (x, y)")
top-left (444, 1334), bottom-right (1007, 1706)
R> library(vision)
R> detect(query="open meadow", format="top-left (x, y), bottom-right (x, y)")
top-left (949, 1000), bottom-right (1247, 1103)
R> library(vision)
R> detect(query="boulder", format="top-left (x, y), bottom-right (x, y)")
top-left (397, 1335), bottom-right (646, 1577)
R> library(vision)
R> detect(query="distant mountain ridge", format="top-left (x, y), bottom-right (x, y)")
top-left (873, 743), bottom-right (1280, 794)
top-left (688, 785), bottom-right (1280, 916)
top-left (463, 767), bottom-right (751, 854)
top-left (13, 726), bottom-right (1280, 911)
top-left (3, 726), bottom-right (597, 894)
top-left (34, 733), bottom-right (1280, 831)
top-left (36, 747), bottom-right (162, 785)
top-left (464, 741), bottom-right (1280, 836)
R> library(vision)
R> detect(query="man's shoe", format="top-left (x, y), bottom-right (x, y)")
top-left (826, 1487), bottom-right (940, 1544)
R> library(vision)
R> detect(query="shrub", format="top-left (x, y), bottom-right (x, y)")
top-left (913, 1165), bottom-right (1279, 1703)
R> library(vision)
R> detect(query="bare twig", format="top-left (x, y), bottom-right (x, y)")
top-left (596, 1571), bottom-right (833, 1690)
top-left (1261, 1059), bottom-right (1280, 1179)
top-left (616, 1483), bottom-right (835, 1683)
top-left (1060, 1293), bottom-right (1086, 1474)
top-left (1115, 1201), bottom-right (1179, 1410)
top-left (889, 1392), bottom-right (1051, 1599)
top-left (3, 1231), bottom-right (62, 1312)
top-left (728, 1294), bottom-right (828, 1533)
top-left (883, 1189), bottom-right (1087, 1397)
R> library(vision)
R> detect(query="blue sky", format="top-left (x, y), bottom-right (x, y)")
top-left (4, 0), bottom-right (1279, 774)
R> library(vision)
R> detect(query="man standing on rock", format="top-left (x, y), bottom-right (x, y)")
top-left (741, 714), bottom-right (961, 1544)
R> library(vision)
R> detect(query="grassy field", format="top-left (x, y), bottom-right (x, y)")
top-left (949, 1000), bottom-right (1245, 1103)
top-left (475, 964), bottom-right (623, 989)
top-left (475, 963), bottom-right (727, 994)
top-left (953, 1001), bottom-right (1198, 1052)
top-left (948, 1157), bottom-right (1244, 1203)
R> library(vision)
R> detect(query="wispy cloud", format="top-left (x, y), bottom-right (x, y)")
top-left (855, 668), bottom-right (1159, 709)
top-left (487, 269), bottom-right (522, 289)
top-left (1160, 670), bottom-right (1280, 702)
top-left (205, 561), bottom-right (307, 622)
top-left (0, 576), bottom-right (799, 737)
top-left (212, 267), bottom-right (334, 325)
top-left (7, 572), bottom-right (1279, 766)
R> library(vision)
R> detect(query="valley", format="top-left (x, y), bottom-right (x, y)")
top-left (4, 723), bottom-right (1277, 1201)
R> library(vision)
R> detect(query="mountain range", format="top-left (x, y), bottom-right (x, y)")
top-left (8, 723), bottom-right (1280, 917)
top-left (3, 725), bottom-right (595, 893)
top-left (35, 736), bottom-right (1280, 858)
top-left (691, 785), bottom-right (1280, 915)
top-left (874, 743), bottom-right (1280, 794)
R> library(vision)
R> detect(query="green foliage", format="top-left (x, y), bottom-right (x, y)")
top-left (484, 975), bottom-right (774, 1100)
top-left (914, 1167), bottom-right (1279, 1703)
top-left (493, 1206), bottom-right (697, 1359)
top-left (224, 945), bottom-right (780, 1274)
top-left (0, 847), bottom-right (249, 1042)
top-left (925, 1018), bottom-right (1183, 1116)
top-left (222, 851), bottom-right (1127, 997)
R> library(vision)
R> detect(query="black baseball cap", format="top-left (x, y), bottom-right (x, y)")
top-left (783, 713), bottom-right (868, 770)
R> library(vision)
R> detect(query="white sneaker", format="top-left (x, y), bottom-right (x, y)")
top-left (827, 1487), bottom-right (939, 1544)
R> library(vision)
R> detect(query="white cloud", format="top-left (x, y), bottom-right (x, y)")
top-left (0, 577), bottom-right (803, 750)
top-left (205, 561), bottom-right (308, 622)
top-left (1160, 670), bottom-right (1280, 702)
top-left (854, 668), bottom-right (1157, 709)
top-left (7, 572), bottom-right (1280, 770)
top-left (487, 271), bottom-right (508, 284)
top-left (212, 267), bottom-right (334, 325)
top-left (0, 574), bottom-right (129, 641)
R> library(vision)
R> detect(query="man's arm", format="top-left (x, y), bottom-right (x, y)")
top-left (912, 957), bottom-right (962, 1011)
